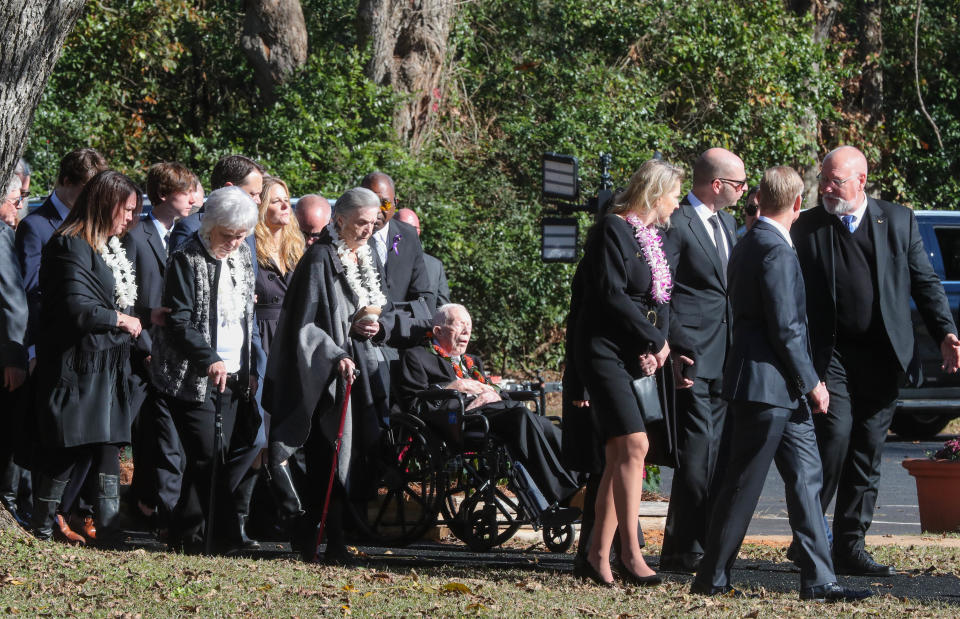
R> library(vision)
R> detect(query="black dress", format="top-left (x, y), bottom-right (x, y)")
top-left (571, 215), bottom-right (669, 439)
top-left (254, 260), bottom-right (292, 356)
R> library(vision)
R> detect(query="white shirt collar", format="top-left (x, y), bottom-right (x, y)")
top-left (687, 192), bottom-right (728, 253)
top-left (50, 190), bottom-right (70, 221)
top-left (834, 195), bottom-right (869, 232)
top-left (149, 213), bottom-right (171, 250)
top-left (757, 216), bottom-right (794, 247)
top-left (373, 222), bottom-right (390, 245)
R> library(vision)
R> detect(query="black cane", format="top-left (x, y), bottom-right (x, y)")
top-left (204, 388), bottom-right (224, 554)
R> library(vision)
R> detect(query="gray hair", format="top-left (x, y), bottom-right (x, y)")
top-left (5, 174), bottom-right (21, 197)
top-left (432, 303), bottom-right (470, 328)
top-left (199, 186), bottom-right (258, 238)
top-left (334, 187), bottom-right (380, 221)
top-left (14, 158), bottom-right (30, 178)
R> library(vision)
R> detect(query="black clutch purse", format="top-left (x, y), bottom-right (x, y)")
top-left (631, 374), bottom-right (664, 424)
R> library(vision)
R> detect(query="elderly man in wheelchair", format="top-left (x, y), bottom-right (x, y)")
top-left (394, 303), bottom-right (583, 545)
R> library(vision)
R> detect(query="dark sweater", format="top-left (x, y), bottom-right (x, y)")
top-left (833, 217), bottom-right (883, 343)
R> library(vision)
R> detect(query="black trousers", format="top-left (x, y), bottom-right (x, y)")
top-left (166, 384), bottom-right (241, 547)
top-left (0, 385), bottom-right (31, 515)
top-left (661, 376), bottom-right (729, 562)
top-left (817, 344), bottom-right (901, 557)
top-left (143, 388), bottom-right (187, 515)
top-left (40, 444), bottom-right (120, 487)
top-left (694, 403), bottom-right (834, 590)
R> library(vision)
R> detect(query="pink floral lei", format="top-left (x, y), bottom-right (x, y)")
top-left (625, 214), bottom-right (672, 304)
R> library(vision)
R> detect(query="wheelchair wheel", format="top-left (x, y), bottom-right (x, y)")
top-left (455, 484), bottom-right (522, 552)
top-left (354, 415), bottom-right (441, 546)
top-left (542, 522), bottom-right (574, 553)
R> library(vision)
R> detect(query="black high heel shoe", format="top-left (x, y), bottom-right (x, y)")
top-left (575, 559), bottom-right (616, 588)
top-left (614, 560), bottom-right (663, 587)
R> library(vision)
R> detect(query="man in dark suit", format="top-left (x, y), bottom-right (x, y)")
top-left (792, 146), bottom-right (960, 576)
top-left (397, 304), bottom-right (580, 510)
top-left (294, 194), bottom-right (331, 246)
top-left (692, 166), bottom-right (870, 602)
top-left (659, 147), bottom-right (743, 572)
top-left (15, 148), bottom-right (107, 353)
top-left (1, 175), bottom-right (29, 525)
top-left (122, 162), bottom-right (198, 525)
top-left (395, 207), bottom-right (451, 311)
top-left (361, 172), bottom-right (434, 314)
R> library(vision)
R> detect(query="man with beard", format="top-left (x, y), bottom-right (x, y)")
top-left (792, 145), bottom-right (959, 576)
top-left (659, 147), bottom-right (743, 573)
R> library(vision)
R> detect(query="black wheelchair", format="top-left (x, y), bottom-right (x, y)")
top-left (350, 387), bottom-right (578, 553)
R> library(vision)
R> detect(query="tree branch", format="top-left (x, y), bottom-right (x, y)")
top-left (914, 0), bottom-right (943, 150)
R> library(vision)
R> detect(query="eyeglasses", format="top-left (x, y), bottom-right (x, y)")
top-left (816, 173), bottom-right (858, 189)
top-left (716, 178), bottom-right (748, 191)
top-left (19, 190), bottom-right (30, 199)
top-left (303, 231), bottom-right (324, 241)
top-left (4, 195), bottom-right (24, 207)
top-left (744, 203), bottom-right (758, 217)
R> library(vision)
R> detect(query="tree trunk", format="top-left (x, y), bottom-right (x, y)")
top-left (358, 0), bottom-right (456, 152)
top-left (241, 0), bottom-right (309, 100)
top-left (858, 0), bottom-right (883, 197)
top-left (0, 0), bottom-right (86, 184)
top-left (0, 505), bottom-right (26, 535)
top-left (788, 0), bottom-right (841, 206)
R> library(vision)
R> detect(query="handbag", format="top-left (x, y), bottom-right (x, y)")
top-left (630, 374), bottom-right (664, 424)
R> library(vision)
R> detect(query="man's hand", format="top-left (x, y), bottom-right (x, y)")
top-left (3, 367), bottom-right (26, 392)
top-left (338, 357), bottom-right (356, 384)
top-left (653, 340), bottom-right (670, 368)
top-left (350, 317), bottom-right (381, 339)
top-left (807, 381), bottom-right (830, 415)
top-left (151, 306), bottom-right (172, 327)
top-left (941, 333), bottom-right (960, 373)
top-left (466, 389), bottom-right (502, 410)
top-left (446, 378), bottom-right (490, 395)
top-left (671, 353), bottom-right (695, 390)
top-left (572, 400), bottom-right (590, 408)
top-left (208, 360), bottom-right (228, 393)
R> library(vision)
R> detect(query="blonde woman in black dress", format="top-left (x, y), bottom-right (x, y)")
top-left (571, 159), bottom-right (684, 586)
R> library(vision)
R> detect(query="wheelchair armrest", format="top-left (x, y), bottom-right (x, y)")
top-left (504, 389), bottom-right (542, 415)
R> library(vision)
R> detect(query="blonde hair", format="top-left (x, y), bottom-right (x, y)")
top-left (255, 177), bottom-right (304, 274)
top-left (757, 166), bottom-right (803, 215)
top-left (609, 159), bottom-right (684, 220)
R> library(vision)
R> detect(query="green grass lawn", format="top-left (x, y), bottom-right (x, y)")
top-left (1, 529), bottom-right (958, 617)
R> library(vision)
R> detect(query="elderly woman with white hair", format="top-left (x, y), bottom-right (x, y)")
top-left (264, 186), bottom-right (427, 562)
top-left (151, 186), bottom-right (261, 553)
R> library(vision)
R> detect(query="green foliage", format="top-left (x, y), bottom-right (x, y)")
top-left (26, 0), bottom-right (957, 370)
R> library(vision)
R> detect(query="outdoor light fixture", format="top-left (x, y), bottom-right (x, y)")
top-left (541, 153), bottom-right (579, 203)
top-left (541, 216), bottom-right (579, 262)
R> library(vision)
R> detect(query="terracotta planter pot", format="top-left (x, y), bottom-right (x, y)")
top-left (902, 458), bottom-right (960, 533)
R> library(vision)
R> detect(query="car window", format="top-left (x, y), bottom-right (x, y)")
top-left (934, 226), bottom-right (960, 281)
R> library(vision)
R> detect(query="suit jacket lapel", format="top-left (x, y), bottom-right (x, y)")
top-left (683, 204), bottom-right (725, 286)
top-left (719, 210), bottom-right (737, 249)
top-left (142, 219), bottom-right (167, 272)
top-left (813, 207), bottom-right (836, 302)
top-left (866, 198), bottom-right (888, 290)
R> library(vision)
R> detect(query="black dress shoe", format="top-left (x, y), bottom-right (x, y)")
top-left (800, 582), bottom-right (873, 602)
top-left (659, 553), bottom-right (702, 574)
top-left (834, 550), bottom-right (896, 577)
top-left (575, 560), bottom-right (615, 587)
top-left (615, 567), bottom-right (662, 587)
top-left (689, 582), bottom-right (755, 598)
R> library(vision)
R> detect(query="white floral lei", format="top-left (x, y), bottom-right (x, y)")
top-left (102, 236), bottom-right (138, 308)
top-left (330, 227), bottom-right (387, 308)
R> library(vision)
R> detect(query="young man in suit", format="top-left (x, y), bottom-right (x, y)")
top-left (361, 172), bottom-right (434, 313)
top-left (792, 146), bottom-right (960, 576)
top-left (659, 147), bottom-right (743, 573)
top-left (691, 166), bottom-right (870, 602)
top-left (394, 207), bottom-right (451, 311)
top-left (122, 162), bottom-right (198, 527)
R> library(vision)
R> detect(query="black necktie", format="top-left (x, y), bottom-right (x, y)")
top-left (709, 215), bottom-right (728, 282)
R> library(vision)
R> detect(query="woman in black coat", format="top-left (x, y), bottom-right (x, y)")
top-left (31, 170), bottom-right (143, 543)
top-left (568, 159), bottom-right (683, 586)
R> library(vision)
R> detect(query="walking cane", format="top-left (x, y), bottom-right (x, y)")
top-left (314, 370), bottom-right (356, 561)
top-left (204, 388), bottom-right (225, 555)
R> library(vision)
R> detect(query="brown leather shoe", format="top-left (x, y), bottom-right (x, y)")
top-left (81, 516), bottom-right (97, 541)
top-left (53, 514), bottom-right (86, 545)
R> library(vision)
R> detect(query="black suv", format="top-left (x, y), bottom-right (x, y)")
top-left (895, 210), bottom-right (960, 438)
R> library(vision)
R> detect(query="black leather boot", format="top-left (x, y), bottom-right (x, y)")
top-left (267, 461), bottom-right (304, 524)
top-left (94, 474), bottom-right (121, 545)
top-left (31, 477), bottom-right (68, 540)
top-left (231, 470), bottom-right (261, 551)
top-left (0, 458), bottom-right (28, 528)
